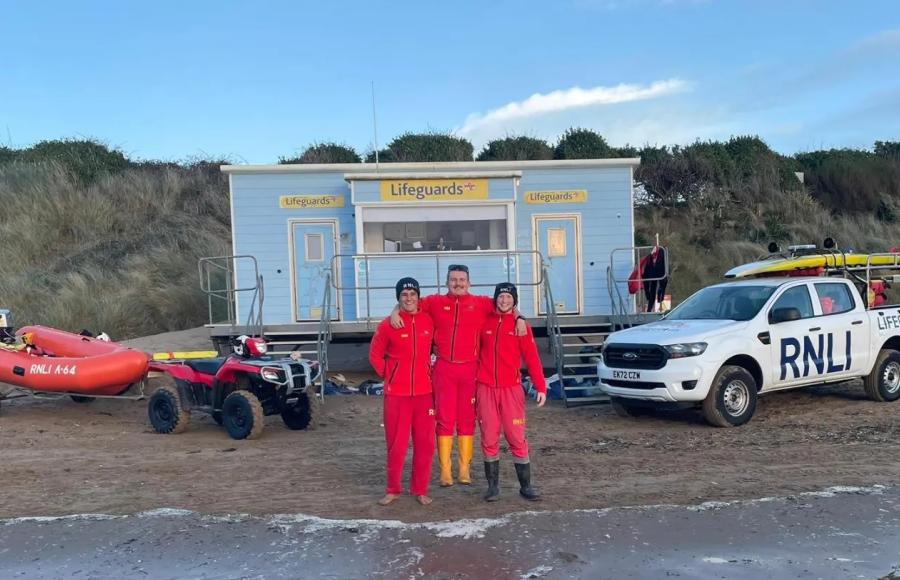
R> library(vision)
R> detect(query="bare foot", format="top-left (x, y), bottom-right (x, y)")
top-left (415, 495), bottom-right (433, 506)
top-left (378, 494), bottom-right (401, 506)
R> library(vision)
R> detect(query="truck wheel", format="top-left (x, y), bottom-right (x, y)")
top-left (702, 365), bottom-right (757, 427)
top-left (148, 384), bottom-right (190, 434)
top-left (222, 390), bottom-right (265, 440)
top-left (609, 396), bottom-right (646, 418)
top-left (70, 395), bottom-right (96, 403)
top-left (863, 349), bottom-right (900, 402)
top-left (281, 387), bottom-right (320, 431)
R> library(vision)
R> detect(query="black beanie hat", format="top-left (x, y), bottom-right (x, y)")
top-left (395, 277), bottom-right (420, 300)
top-left (493, 282), bottom-right (518, 306)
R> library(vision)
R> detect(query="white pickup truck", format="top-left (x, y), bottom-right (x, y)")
top-left (597, 277), bottom-right (900, 426)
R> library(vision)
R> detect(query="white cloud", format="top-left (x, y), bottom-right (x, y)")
top-left (458, 79), bottom-right (690, 140)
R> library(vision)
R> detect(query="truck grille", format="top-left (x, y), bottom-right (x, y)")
top-left (602, 379), bottom-right (667, 390)
top-left (603, 344), bottom-right (668, 370)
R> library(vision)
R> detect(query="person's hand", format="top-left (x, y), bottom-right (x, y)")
top-left (515, 317), bottom-right (527, 336)
top-left (390, 308), bottom-right (404, 329)
top-left (536, 392), bottom-right (546, 407)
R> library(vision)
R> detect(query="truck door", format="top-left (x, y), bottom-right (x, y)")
top-left (766, 284), bottom-right (818, 388)
top-left (811, 281), bottom-right (868, 378)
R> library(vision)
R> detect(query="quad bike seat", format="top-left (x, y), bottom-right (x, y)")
top-left (185, 358), bottom-right (227, 376)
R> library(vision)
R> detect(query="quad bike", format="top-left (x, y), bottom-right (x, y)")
top-left (147, 335), bottom-right (321, 440)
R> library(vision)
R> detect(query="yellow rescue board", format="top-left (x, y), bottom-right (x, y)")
top-left (152, 351), bottom-right (220, 361)
top-left (725, 254), bottom-right (900, 279)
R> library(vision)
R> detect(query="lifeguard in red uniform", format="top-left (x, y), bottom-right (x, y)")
top-left (370, 277), bottom-right (436, 506)
top-left (476, 282), bottom-right (547, 501)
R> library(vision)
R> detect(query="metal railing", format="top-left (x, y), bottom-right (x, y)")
top-left (541, 263), bottom-right (565, 388)
top-left (199, 255), bottom-right (264, 337)
top-left (329, 250), bottom-right (545, 328)
top-left (315, 270), bottom-right (332, 403)
top-left (607, 245), bottom-right (669, 326)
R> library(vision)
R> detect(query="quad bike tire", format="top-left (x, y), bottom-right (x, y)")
top-left (148, 384), bottom-right (190, 434)
top-left (70, 395), bottom-right (96, 403)
top-left (280, 387), bottom-right (320, 431)
top-left (222, 389), bottom-right (265, 440)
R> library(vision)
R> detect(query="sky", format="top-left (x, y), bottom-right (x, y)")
top-left (2, 0), bottom-right (899, 164)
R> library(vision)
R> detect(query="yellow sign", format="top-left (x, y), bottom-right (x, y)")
top-left (279, 195), bottom-right (345, 209)
top-left (380, 179), bottom-right (489, 201)
top-left (524, 190), bottom-right (588, 204)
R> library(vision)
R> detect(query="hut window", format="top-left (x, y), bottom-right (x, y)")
top-left (305, 233), bottom-right (325, 261)
top-left (360, 204), bottom-right (510, 253)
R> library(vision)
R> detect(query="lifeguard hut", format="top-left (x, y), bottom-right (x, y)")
top-left (204, 159), bottom-right (665, 404)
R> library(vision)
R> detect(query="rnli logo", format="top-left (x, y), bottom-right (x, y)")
top-left (428, 408), bottom-right (435, 416)
top-left (512, 418), bottom-right (525, 426)
top-left (401, 333), bottom-right (409, 338)
top-left (443, 306), bottom-right (452, 311)
top-left (486, 330), bottom-right (493, 335)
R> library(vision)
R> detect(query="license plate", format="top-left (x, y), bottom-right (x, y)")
top-left (612, 370), bottom-right (641, 380)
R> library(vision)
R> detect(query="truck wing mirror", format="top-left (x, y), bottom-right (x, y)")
top-left (770, 307), bottom-right (802, 324)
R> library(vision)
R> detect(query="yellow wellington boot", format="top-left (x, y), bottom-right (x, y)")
top-left (457, 435), bottom-right (474, 485)
top-left (438, 435), bottom-right (454, 487)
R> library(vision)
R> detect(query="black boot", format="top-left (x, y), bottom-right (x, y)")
top-left (483, 461), bottom-right (500, 502)
top-left (515, 462), bottom-right (541, 501)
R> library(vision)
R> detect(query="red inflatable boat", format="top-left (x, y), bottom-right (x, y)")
top-left (0, 326), bottom-right (149, 396)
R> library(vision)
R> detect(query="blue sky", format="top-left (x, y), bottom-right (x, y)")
top-left (2, 0), bottom-right (898, 163)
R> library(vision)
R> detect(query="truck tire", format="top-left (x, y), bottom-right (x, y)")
top-left (222, 389), bottom-right (265, 440)
top-left (702, 365), bottom-right (758, 427)
top-left (863, 349), bottom-right (900, 402)
top-left (609, 396), bottom-right (647, 418)
top-left (148, 384), bottom-right (190, 434)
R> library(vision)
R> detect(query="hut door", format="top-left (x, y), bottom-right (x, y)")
top-left (291, 220), bottom-right (339, 322)
top-left (534, 215), bottom-right (581, 315)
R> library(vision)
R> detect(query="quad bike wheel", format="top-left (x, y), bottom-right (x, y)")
top-left (70, 395), bottom-right (96, 403)
top-left (280, 387), bottom-right (320, 431)
top-left (222, 389), bottom-right (265, 440)
top-left (148, 384), bottom-right (190, 434)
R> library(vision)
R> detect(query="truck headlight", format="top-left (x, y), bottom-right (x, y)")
top-left (663, 342), bottom-right (708, 358)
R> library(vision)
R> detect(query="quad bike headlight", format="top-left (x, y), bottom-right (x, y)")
top-left (663, 342), bottom-right (708, 358)
top-left (261, 367), bottom-right (285, 383)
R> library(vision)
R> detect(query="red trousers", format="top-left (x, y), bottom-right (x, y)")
top-left (476, 382), bottom-right (529, 461)
top-left (433, 359), bottom-right (477, 437)
top-left (383, 394), bottom-right (436, 496)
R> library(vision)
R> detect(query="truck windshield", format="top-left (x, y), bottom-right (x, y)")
top-left (665, 285), bottom-right (777, 321)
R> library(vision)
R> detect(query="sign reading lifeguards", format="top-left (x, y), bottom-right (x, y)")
top-left (524, 190), bottom-right (588, 204)
top-left (380, 179), bottom-right (489, 201)
top-left (279, 195), bottom-right (345, 209)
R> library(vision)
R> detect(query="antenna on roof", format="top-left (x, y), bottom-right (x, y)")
top-left (371, 81), bottom-right (380, 170)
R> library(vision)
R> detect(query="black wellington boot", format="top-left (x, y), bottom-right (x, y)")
top-left (483, 461), bottom-right (500, 502)
top-left (515, 462), bottom-right (541, 501)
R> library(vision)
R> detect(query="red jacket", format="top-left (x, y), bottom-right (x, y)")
top-left (419, 293), bottom-right (494, 363)
top-left (476, 312), bottom-right (547, 394)
top-left (369, 310), bottom-right (434, 396)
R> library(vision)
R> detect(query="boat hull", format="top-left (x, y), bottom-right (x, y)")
top-left (0, 326), bottom-right (149, 396)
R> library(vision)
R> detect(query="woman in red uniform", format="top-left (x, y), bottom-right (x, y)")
top-left (369, 277), bottom-right (436, 506)
top-left (476, 282), bottom-right (547, 502)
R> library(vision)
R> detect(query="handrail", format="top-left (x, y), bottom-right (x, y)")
top-left (315, 270), bottom-right (332, 403)
top-left (608, 245), bottom-right (668, 317)
top-left (198, 255), bottom-right (264, 337)
top-left (541, 264), bottom-right (565, 403)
